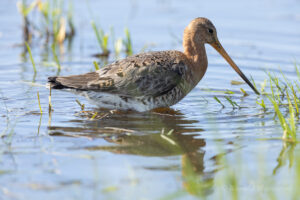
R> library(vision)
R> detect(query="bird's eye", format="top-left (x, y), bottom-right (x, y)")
top-left (208, 28), bottom-right (214, 34)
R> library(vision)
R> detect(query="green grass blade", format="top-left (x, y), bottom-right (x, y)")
top-left (240, 88), bottom-right (249, 96)
top-left (51, 43), bottom-right (61, 71)
top-left (37, 92), bottom-right (43, 114)
top-left (91, 21), bottom-right (104, 51)
top-left (25, 42), bottom-right (37, 73)
top-left (93, 61), bottom-right (100, 71)
top-left (295, 61), bottom-right (300, 81)
top-left (225, 97), bottom-right (239, 108)
top-left (291, 86), bottom-right (299, 115)
top-left (213, 96), bottom-right (225, 108)
top-left (124, 27), bottom-right (133, 55)
top-left (268, 96), bottom-right (291, 138)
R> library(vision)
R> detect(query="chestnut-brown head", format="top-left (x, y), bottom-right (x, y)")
top-left (184, 17), bottom-right (260, 95)
top-left (184, 17), bottom-right (218, 45)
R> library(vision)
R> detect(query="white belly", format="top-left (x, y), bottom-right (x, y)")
top-left (65, 85), bottom-right (186, 112)
top-left (77, 91), bottom-right (157, 112)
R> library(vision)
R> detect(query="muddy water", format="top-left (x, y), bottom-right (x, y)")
top-left (1, 0), bottom-right (300, 199)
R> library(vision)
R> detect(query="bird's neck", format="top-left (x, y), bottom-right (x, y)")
top-left (183, 39), bottom-right (208, 85)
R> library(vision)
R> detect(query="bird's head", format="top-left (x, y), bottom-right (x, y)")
top-left (184, 17), bottom-right (260, 95)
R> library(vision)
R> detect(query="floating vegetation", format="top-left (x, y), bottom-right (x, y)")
top-left (203, 88), bottom-right (235, 94)
top-left (75, 110), bottom-right (112, 120)
top-left (230, 80), bottom-right (244, 85)
top-left (75, 99), bottom-right (85, 111)
top-left (90, 112), bottom-right (98, 120)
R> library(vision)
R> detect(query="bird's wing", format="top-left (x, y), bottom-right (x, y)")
top-left (48, 51), bottom-right (188, 97)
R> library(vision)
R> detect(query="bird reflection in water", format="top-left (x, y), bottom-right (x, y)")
top-left (49, 108), bottom-right (224, 197)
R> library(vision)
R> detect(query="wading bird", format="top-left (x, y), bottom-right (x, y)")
top-left (48, 17), bottom-right (259, 112)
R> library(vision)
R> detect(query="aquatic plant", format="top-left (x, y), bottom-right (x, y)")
top-left (240, 88), bottom-right (248, 96)
top-left (48, 87), bottom-right (52, 113)
top-left (251, 67), bottom-right (300, 141)
top-left (17, 0), bottom-right (75, 45)
top-left (38, 0), bottom-right (75, 44)
top-left (214, 96), bottom-right (225, 108)
top-left (25, 41), bottom-right (37, 73)
top-left (91, 21), bottom-right (110, 57)
top-left (123, 28), bottom-right (133, 56)
top-left (51, 43), bottom-right (61, 72)
top-left (75, 99), bottom-right (85, 111)
top-left (90, 24), bottom-right (136, 59)
top-left (114, 38), bottom-right (123, 58)
top-left (225, 96), bottom-right (240, 109)
top-left (211, 64), bottom-right (300, 140)
top-left (256, 99), bottom-right (266, 111)
top-left (269, 95), bottom-right (296, 141)
top-left (37, 92), bottom-right (43, 114)
top-left (213, 96), bottom-right (239, 109)
top-left (17, 0), bottom-right (37, 42)
top-left (93, 61), bottom-right (100, 71)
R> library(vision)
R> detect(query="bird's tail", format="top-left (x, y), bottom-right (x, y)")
top-left (48, 76), bottom-right (66, 89)
top-left (47, 72), bottom-right (100, 90)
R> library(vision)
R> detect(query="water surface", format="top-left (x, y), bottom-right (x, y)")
top-left (1, 0), bottom-right (300, 199)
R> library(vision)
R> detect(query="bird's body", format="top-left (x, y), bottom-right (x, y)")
top-left (49, 50), bottom-right (201, 111)
top-left (48, 18), bottom-right (259, 112)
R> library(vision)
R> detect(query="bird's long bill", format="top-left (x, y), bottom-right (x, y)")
top-left (211, 42), bottom-right (260, 95)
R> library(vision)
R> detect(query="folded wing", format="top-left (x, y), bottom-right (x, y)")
top-left (48, 51), bottom-right (187, 97)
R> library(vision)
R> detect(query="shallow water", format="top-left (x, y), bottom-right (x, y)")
top-left (1, 0), bottom-right (300, 199)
